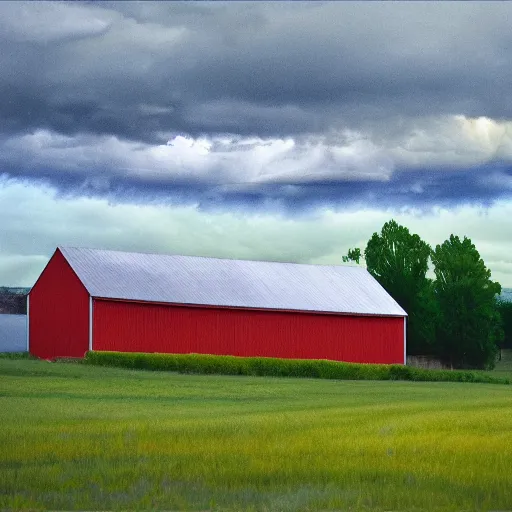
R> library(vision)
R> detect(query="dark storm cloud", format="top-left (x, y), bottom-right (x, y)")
top-left (2, 2), bottom-right (512, 142)
top-left (2, 157), bottom-right (510, 214)
top-left (116, 167), bottom-right (512, 213)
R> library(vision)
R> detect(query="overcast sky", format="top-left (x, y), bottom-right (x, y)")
top-left (1, 1), bottom-right (511, 287)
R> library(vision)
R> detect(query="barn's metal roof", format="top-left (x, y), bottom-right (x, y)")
top-left (58, 246), bottom-right (406, 317)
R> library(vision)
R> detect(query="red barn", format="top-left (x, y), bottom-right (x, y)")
top-left (28, 247), bottom-right (407, 363)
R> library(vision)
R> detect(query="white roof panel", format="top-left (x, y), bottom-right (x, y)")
top-left (58, 246), bottom-right (406, 317)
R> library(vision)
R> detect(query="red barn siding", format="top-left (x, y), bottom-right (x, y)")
top-left (29, 250), bottom-right (89, 359)
top-left (93, 299), bottom-right (404, 364)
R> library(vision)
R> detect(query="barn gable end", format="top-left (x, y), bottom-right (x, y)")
top-left (29, 249), bottom-right (90, 359)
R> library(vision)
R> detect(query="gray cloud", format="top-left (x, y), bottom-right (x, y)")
top-left (1, 2), bottom-right (512, 144)
top-left (1, 115), bottom-right (511, 212)
top-left (0, 2), bottom-right (115, 43)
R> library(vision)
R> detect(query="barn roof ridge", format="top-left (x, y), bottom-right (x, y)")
top-left (57, 245), bottom-right (365, 270)
top-left (57, 246), bottom-right (407, 317)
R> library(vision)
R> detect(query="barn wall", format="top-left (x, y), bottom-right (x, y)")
top-left (29, 250), bottom-right (89, 359)
top-left (93, 299), bottom-right (404, 364)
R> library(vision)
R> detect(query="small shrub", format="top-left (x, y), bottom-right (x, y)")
top-left (389, 365), bottom-right (412, 380)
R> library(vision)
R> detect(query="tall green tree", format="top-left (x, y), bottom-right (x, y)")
top-left (363, 220), bottom-right (438, 355)
top-left (431, 235), bottom-right (502, 369)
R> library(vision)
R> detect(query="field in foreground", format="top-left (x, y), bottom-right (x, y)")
top-left (1, 359), bottom-right (512, 511)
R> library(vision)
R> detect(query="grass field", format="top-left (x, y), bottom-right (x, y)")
top-left (1, 358), bottom-right (512, 511)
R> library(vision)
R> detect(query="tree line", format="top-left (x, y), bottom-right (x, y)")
top-left (343, 220), bottom-right (506, 369)
top-left (0, 288), bottom-right (27, 315)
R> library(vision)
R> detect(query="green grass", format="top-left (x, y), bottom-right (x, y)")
top-left (1, 359), bottom-right (512, 511)
top-left (0, 351), bottom-right (34, 359)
